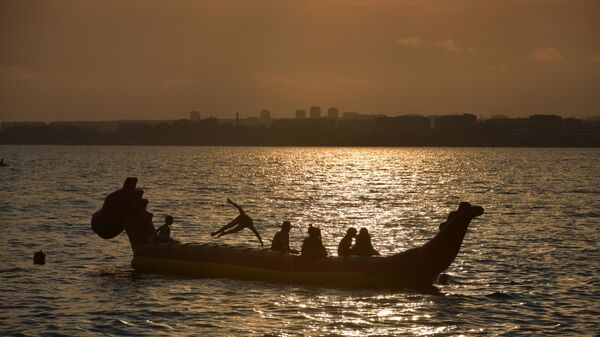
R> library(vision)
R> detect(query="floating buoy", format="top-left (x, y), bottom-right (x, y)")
top-left (34, 250), bottom-right (46, 265)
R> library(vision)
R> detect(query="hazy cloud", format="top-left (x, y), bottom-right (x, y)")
top-left (395, 37), bottom-right (474, 53)
top-left (531, 48), bottom-right (564, 62)
top-left (395, 37), bottom-right (423, 47)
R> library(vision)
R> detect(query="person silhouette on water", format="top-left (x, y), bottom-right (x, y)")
top-left (351, 228), bottom-right (380, 256)
top-left (300, 224), bottom-right (327, 260)
top-left (337, 227), bottom-right (357, 256)
top-left (212, 198), bottom-right (264, 247)
top-left (271, 221), bottom-right (299, 254)
top-left (155, 215), bottom-right (176, 243)
top-left (0, 158), bottom-right (6, 167)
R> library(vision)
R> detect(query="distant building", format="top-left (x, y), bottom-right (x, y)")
top-left (295, 109), bottom-right (306, 119)
top-left (190, 111), bottom-right (201, 122)
top-left (310, 106), bottom-right (321, 119)
top-left (260, 109), bottom-right (271, 121)
top-left (529, 114), bottom-right (562, 133)
top-left (0, 121), bottom-right (47, 131)
top-left (433, 113), bottom-right (478, 132)
top-left (342, 112), bottom-right (365, 119)
top-left (327, 107), bottom-right (339, 120)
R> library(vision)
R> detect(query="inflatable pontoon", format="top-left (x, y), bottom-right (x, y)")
top-left (92, 178), bottom-right (484, 289)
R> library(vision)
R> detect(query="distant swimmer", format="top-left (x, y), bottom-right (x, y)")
top-left (300, 224), bottom-right (327, 260)
top-left (271, 221), bottom-right (299, 254)
top-left (351, 228), bottom-right (380, 256)
top-left (154, 215), bottom-right (176, 243)
top-left (337, 227), bottom-right (357, 257)
top-left (212, 198), bottom-right (264, 247)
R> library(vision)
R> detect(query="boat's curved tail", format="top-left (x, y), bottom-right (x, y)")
top-left (383, 202), bottom-right (484, 287)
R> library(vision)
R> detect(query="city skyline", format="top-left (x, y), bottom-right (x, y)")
top-left (1, 1), bottom-right (600, 122)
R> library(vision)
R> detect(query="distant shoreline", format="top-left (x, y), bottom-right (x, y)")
top-left (1, 115), bottom-right (599, 147)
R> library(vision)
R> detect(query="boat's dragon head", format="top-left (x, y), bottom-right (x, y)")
top-left (91, 177), bottom-right (155, 249)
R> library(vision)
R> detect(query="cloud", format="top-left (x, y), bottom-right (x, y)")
top-left (590, 53), bottom-right (600, 62)
top-left (395, 37), bottom-right (474, 53)
top-left (434, 39), bottom-right (475, 53)
top-left (395, 37), bottom-right (423, 47)
top-left (530, 48), bottom-right (563, 62)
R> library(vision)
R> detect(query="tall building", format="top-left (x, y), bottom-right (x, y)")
top-left (327, 107), bottom-right (339, 120)
top-left (190, 110), bottom-right (201, 122)
top-left (260, 109), bottom-right (271, 121)
top-left (310, 106), bottom-right (321, 119)
top-left (295, 109), bottom-right (306, 119)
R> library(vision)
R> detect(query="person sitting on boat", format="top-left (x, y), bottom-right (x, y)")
top-left (155, 215), bottom-right (176, 243)
top-left (337, 227), bottom-right (357, 256)
top-left (271, 221), bottom-right (299, 254)
top-left (300, 224), bottom-right (327, 260)
top-left (350, 228), bottom-right (380, 256)
top-left (211, 198), bottom-right (264, 247)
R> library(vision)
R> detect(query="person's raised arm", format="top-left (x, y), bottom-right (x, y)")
top-left (227, 198), bottom-right (245, 215)
top-left (249, 226), bottom-right (264, 247)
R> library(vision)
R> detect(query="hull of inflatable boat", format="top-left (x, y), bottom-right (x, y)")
top-left (131, 242), bottom-right (387, 287)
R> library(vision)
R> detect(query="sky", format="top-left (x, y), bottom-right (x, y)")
top-left (1, 0), bottom-right (599, 122)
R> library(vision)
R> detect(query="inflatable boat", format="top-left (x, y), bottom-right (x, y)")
top-left (92, 178), bottom-right (484, 289)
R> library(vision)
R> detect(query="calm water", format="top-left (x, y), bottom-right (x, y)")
top-left (0, 146), bottom-right (599, 336)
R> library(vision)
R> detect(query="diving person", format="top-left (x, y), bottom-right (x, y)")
top-left (211, 198), bottom-right (264, 247)
top-left (337, 227), bottom-right (357, 256)
top-left (155, 215), bottom-right (176, 243)
top-left (300, 224), bottom-right (327, 260)
top-left (271, 221), bottom-right (299, 254)
top-left (350, 228), bottom-right (380, 256)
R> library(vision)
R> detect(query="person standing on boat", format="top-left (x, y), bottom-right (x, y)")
top-left (211, 198), bottom-right (264, 247)
top-left (350, 228), bottom-right (380, 256)
top-left (337, 227), bottom-right (357, 256)
top-left (271, 221), bottom-right (299, 254)
top-left (300, 224), bottom-right (327, 259)
top-left (155, 215), bottom-right (176, 243)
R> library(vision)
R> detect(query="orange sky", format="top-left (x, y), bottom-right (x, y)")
top-left (1, 0), bottom-right (599, 121)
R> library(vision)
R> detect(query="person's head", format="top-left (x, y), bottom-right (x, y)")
top-left (308, 224), bottom-right (321, 238)
top-left (281, 221), bottom-right (291, 232)
top-left (346, 227), bottom-right (357, 237)
top-left (165, 215), bottom-right (174, 226)
top-left (358, 228), bottom-right (369, 237)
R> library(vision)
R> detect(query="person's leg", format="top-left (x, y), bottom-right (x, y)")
top-left (211, 216), bottom-right (241, 236)
top-left (217, 223), bottom-right (246, 237)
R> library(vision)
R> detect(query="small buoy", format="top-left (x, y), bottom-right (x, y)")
top-left (34, 250), bottom-right (46, 265)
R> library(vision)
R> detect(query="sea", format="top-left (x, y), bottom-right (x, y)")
top-left (0, 146), bottom-right (598, 336)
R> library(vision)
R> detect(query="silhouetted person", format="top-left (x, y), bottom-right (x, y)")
top-left (271, 221), bottom-right (299, 254)
top-left (0, 158), bottom-right (6, 167)
top-left (337, 227), bottom-right (357, 256)
top-left (351, 228), bottom-right (380, 256)
top-left (212, 198), bottom-right (264, 247)
top-left (300, 224), bottom-right (327, 260)
top-left (155, 215), bottom-right (176, 243)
